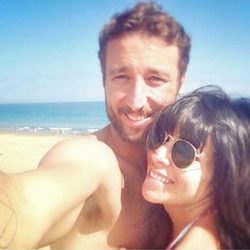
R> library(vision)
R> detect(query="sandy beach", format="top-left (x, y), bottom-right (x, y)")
top-left (0, 133), bottom-right (73, 173)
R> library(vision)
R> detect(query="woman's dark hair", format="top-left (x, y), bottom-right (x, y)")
top-left (147, 85), bottom-right (250, 248)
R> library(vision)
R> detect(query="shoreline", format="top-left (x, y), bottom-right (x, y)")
top-left (0, 126), bottom-right (99, 136)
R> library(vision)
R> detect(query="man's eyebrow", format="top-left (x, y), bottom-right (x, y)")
top-left (147, 69), bottom-right (171, 79)
top-left (108, 67), bottom-right (172, 80)
top-left (108, 66), bottom-right (129, 76)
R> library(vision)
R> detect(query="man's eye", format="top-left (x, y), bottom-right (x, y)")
top-left (147, 76), bottom-right (167, 85)
top-left (113, 74), bottom-right (129, 80)
top-left (118, 75), bottom-right (129, 79)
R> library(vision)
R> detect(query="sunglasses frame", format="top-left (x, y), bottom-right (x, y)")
top-left (163, 135), bottom-right (201, 169)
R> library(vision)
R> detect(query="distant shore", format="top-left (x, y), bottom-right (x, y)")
top-left (0, 126), bottom-right (99, 136)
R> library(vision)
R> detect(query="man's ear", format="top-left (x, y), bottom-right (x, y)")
top-left (178, 74), bottom-right (186, 95)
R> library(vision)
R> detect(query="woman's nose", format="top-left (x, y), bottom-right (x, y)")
top-left (151, 146), bottom-right (171, 169)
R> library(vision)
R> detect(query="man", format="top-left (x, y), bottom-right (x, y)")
top-left (1, 1), bottom-right (191, 249)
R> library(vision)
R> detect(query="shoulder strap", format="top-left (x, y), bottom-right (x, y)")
top-left (166, 207), bottom-right (216, 249)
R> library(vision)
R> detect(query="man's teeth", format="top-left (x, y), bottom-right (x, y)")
top-left (149, 170), bottom-right (173, 184)
top-left (127, 113), bottom-right (149, 121)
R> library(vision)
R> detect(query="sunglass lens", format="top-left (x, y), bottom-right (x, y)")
top-left (172, 141), bottom-right (195, 168)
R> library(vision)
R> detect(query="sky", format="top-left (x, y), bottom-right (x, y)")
top-left (0, 0), bottom-right (249, 103)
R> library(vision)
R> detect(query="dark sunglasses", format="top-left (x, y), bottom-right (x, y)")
top-left (163, 135), bottom-right (201, 169)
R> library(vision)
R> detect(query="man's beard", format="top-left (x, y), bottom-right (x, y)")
top-left (105, 102), bottom-right (157, 145)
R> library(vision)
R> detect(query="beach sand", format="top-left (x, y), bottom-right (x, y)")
top-left (0, 133), bottom-right (72, 173)
top-left (0, 132), bottom-right (74, 250)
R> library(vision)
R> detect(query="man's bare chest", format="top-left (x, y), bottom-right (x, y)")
top-left (51, 200), bottom-right (162, 250)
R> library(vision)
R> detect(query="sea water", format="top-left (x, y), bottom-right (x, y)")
top-left (0, 102), bottom-right (109, 134)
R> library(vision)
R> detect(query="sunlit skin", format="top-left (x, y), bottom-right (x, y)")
top-left (104, 34), bottom-right (184, 144)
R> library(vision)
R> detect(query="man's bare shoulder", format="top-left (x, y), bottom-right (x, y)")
top-left (39, 134), bottom-right (118, 173)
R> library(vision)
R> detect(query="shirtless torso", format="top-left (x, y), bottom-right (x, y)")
top-left (43, 125), bottom-right (171, 249)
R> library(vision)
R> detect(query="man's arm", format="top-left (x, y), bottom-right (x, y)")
top-left (0, 178), bottom-right (17, 249)
top-left (0, 136), bottom-right (122, 249)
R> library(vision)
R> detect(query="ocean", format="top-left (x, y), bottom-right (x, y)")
top-left (0, 102), bottom-right (109, 135)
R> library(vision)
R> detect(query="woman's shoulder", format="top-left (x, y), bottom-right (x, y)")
top-left (174, 212), bottom-right (220, 250)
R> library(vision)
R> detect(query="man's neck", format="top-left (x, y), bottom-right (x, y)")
top-left (95, 124), bottom-right (147, 169)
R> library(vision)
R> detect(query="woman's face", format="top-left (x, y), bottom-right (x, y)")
top-left (142, 135), bottom-right (214, 207)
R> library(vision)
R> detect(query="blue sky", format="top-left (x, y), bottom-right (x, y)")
top-left (0, 0), bottom-right (249, 103)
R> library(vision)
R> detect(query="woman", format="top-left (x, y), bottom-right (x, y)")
top-left (142, 86), bottom-right (250, 249)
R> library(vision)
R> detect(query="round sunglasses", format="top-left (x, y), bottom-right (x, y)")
top-left (162, 135), bottom-right (201, 169)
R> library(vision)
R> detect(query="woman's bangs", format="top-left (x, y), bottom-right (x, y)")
top-left (147, 108), bottom-right (178, 149)
top-left (177, 108), bottom-right (211, 150)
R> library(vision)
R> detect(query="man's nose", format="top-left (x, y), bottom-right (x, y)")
top-left (127, 76), bottom-right (148, 111)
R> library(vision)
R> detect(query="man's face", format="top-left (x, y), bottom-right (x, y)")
top-left (104, 34), bottom-right (183, 144)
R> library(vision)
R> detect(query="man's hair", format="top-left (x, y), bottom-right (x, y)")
top-left (98, 1), bottom-right (191, 81)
